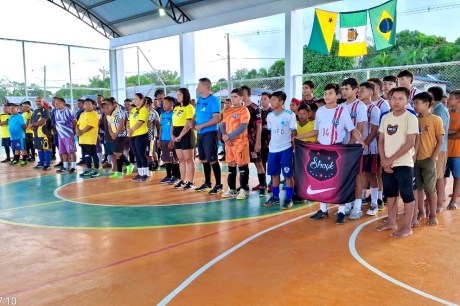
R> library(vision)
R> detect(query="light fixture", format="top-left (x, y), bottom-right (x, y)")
top-left (159, 8), bottom-right (166, 16)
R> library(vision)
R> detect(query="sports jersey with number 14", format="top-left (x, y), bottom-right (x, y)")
top-left (314, 106), bottom-right (356, 145)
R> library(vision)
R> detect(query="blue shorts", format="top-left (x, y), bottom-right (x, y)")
top-left (446, 157), bottom-right (460, 179)
top-left (267, 147), bottom-right (294, 178)
top-left (11, 138), bottom-right (25, 151)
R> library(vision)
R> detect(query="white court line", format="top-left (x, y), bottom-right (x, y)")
top-left (349, 217), bottom-right (458, 306)
top-left (156, 209), bottom-right (322, 306)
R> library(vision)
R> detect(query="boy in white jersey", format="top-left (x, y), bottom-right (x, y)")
top-left (263, 91), bottom-right (297, 210)
top-left (368, 78), bottom-right (390, 118)
top-left (296, 84), bottom-right (367, 224)
top-left (397, 69), bottom-right (421, 107)
top-left (341, 78), bottom-right (368, 219)
top-left (357, 82), bottom-right (381, 216)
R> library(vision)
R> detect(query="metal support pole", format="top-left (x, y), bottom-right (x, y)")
top-left (43, 65), bottom-right (47, 98)
top-left (137, 47), bottom-right (141, 86)
top-left (226, 33), bottom-right (232, 91)
top-left (22, 41), bottom-right (28, 100)
top-left (68, 46), bottom-right (74, 111)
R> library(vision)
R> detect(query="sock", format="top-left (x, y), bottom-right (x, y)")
top-left (22, 154), bottom-right (27, 161)
top-left (93, 154), bottom-right (99, 169)
top-left (286, 187), bottom-right (294, 200)
top-left (63, 162), bottom-right (68, 169)
top-left (338, 205), bottom-right (346, 214)
top-left (120, 154), bottom-right (129, 165)
top-left (138, 168), bottom-right (143, 176)
top-left (165, 163), bottom-right (172, 177)
top-left (38, 151), bottom-right (44, 165)
top-left (145, 167), bottom-right (150, 176)
top-left (378, 190), bottom-right (383, 200)
top-left (5, 146), bottom-right (10, 158)
top-left (14, 154), bottom-right (20, 162)
top-left (258, 173), bottom-right (266, 188)
top-left (149, 163), bottom-right (154, 172)
top-left (203, 162), bottom-right (211, 185)
top-left (71, 162), bottom-right (76, 168)
top-left (107, 155), bottom-right (112, 165)
top-left (238, 165), bottom-right (249, 191)
top-left (85, 155), bottom-right (92, 169)
top-left (228, 166), bottom-right (237, 190)
top-left (44, 151), bottom-right (51, 166)
top-left (117, 158), bottom-right (123, 172)
top-left (212, 162), bottom-right (222, 186)
top-left (172, 163), bottom-right (180, 179)
top-left (353, 199), bottom-right (362, 212)
top-left (361, 190), bottom-right (367, 200)
top-left (320, 202), bottom-right (327, 212)
top-left (273, 186), bottom-right (280, 199)
top-left (97, 152), bottom-right (102, 165)
top-left (345, 202), bottom-right (353, 211)
top-left (371, 188), bottom-right (379, 206)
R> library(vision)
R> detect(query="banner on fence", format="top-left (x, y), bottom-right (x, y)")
top-left (294, 140), bottom-right (363, 204)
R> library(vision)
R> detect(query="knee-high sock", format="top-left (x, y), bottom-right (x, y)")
top-left (44, 151), bottom-right (51, 166)
top-left (212, 162), bottom-right (222, 186)
top-left (165, 163), bottom-right (172, 177)
top-left (239, 165), bottom-right (249, 191)
top-left (38, 150), bottom-right (45, 165)
top-left (227, 166), bottom-right (237, 190)
top-left (172, 163), bottom-right (180, 179)
top-left (203, 162), bottom-right (211, 185)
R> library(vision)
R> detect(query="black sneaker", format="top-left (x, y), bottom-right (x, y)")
top-left (183, 181), bottom-right (196, 190)
top-left (26, 157), bottom-right (35, 162)
top-left (139, 175), bottom-right (149, 182)
top-left (33, 164), bottom-right (43, 169)
top-left (336, 212), bottom-right (346, 225)
top-left (310, 210), bottom-right (329, 220)
top-left (209, 184), bottom-right (223, 195)
top-left (377, 199), bottom-right (385, 211)
top-left (56, 168), bottom-right (68, 173)
top-left (174, 180), bottom-right (185, 189)
top-left (263, 196), bottom-right (280, 207)
top-left (42, 166), bottom-right (51, 171)
top-left (69, 168), bottom-right (76, 174)
top-left (1, 158), bottom-right (11, 163)
top-left (132, 174), bottom-right (142, 181)
top-left (54, 162), bottom-right (63, 168)
top-left (259, 186), bottom-right (267, 197)
top-left (281, 199), bottom-right (293, 210)
top-left (195, 183), bottom-right (212, 192)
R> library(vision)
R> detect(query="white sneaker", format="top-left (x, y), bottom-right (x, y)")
top-left (236, 189), bottom-right (248, 200)
top-left (349, 209), bottom-right (363, 220)
top-left (222, 189), bottom-right (238, 198)
top-left (367, 206), bottom-right (378, 216)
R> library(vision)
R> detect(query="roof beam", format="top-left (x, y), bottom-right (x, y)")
top-left (86, 0), bottom-right (114, 10)
top-left (47, 0), bottom-right (120, 38)
top-left (109, 9), bottom-right (160, 25)
top-left (154, 0), bottom-right (191, 24)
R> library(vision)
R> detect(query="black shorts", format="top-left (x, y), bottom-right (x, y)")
top-left (197, 131), bottom-right (218, 163)
top-left (362, 154), bottom-right (377, 174)
top-left (161, 141), bottom-right (178, 163)
top-left (173, 126), bottom-right (194, 150)
top-left (34, 137), bottom-right (51, 150)
top-left (25, 133), bottom-right (34, 143)
top-left (382, 166), bottom-right (415, 203)
top-left (81, 144), bottom-right (97, 156)
top-left (114, 137), bottom-right (128, 153)
top-left (1, 138), bottom-right (11, 147)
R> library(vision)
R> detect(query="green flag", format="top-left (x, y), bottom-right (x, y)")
top-left (369, 0), bottom-right (397, 50)
top-left (308, 9), bottom-right (338, 55)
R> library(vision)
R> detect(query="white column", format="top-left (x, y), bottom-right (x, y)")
top-left (109, 48), bottom-right (126, 103)
top-left (284, 9), bottom-right (304, 106)
top-left (179, 32), bottom-right (196, 99)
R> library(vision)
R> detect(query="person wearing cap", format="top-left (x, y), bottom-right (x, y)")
top-left (21, 101), bottom-right (35, 161)
top-left (290, 98), bottom-right (301, 119)
top-left (0, 103), bottom-right (12, 163)
top-left (29, 96), bottom-right (52, 170)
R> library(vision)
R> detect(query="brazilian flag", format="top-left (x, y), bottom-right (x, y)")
top-left (369, 0), bottom-right (397, 50)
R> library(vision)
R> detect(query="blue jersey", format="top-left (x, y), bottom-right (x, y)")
top-left (8, 113), bottom-right (25, 140)
top-left (196, 94), bottom-right (220, 134)
top-left (160, 110), bottom-right (173, 141)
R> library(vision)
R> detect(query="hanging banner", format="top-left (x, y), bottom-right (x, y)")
top-left (294, 140), bottom-right (363, 204)
top-left (308, 9), bottom-right (338, 55)
top-left (369, 0), bottom-right (397, 50)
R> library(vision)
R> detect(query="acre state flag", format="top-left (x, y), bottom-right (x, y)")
top-left (294, 140), bottom-right (363, 204)
top-left (308, 9), bottom-right (338, 55)
top-left (369, 0), bottom-right (397, 50)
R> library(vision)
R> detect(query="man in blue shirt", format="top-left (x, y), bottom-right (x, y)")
top-left (8, 103), bottom-right (28, 165)
top-left (192, 77), bottom-right (223, 195)
top-left (428, 86), bottom-right (450, 212)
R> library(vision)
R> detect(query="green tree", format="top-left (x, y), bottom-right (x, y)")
top-left (304, 40), bottom-right (354, 73)
top-left (268, 60), bottom-right (285, 77)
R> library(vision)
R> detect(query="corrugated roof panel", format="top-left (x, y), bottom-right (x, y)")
top-left (92, 0), bottom-right (159, 23)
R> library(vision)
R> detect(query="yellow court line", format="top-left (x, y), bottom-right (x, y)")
top-left (0, 202), bottom-right (317, 230)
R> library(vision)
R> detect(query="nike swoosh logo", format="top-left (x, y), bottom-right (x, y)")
top-left (307, 185), bottom-right (335, 195)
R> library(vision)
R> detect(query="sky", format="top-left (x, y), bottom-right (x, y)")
top-left (1, 0), bottom-right (460, 90)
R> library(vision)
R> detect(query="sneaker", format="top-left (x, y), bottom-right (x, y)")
top-left (218, 156), bottom-right (226, 161)
top-left (109, 172), bottom-right (123, 179)
top-left (174, 180), bottom-right (186, 189)
top-left (125, 164), bottom-right (135, 175)
top-left (222, 189), bottom-right (238, 198)
top-left (263, 196), bottom-right (280, 207)
top-left (160, 176), bottom-right (172, 184)
top-left (218, 151), bottom-right (225, 156)
top-left (367, 205), bottom-right (378, 216)
top-left (54, 162), bottom-right (63, 168)
top-left (348, 209), bottom-right (363, 220)
top-left (69, 168), bottom-right (76, 174)
top-left (259, 187), bottom-right (266, 197)
top-left (209, 184), bottom-right (223, 195)
top-left (90, 171), bottom-right (100, 178)
top-left (365, 195), bottom-right (371, 205)
top-left (281, 198), bottom-right (293, 210)
top-left (336, 212), bottom-right (346, 224)
top-left (11, 160), bottom-right (19, 165)
top-left (139, 175), bottom-right (149, 182)
top-left (79, 170), bottom-right (92, 177)
top-left (268, 185), bottom-right (273, 193)
top-left (42, 166), bottom-right (51, 171)
top-left (1, 158), bottom-right (11, 163)
top-left (377, 199), bottom-right (384, 211)
top-left (310, 210), bottom-right (329, 220)
top-left (131, 174), bottom-right (142, 181)
top-left (183, 181), bottom-right (196, 190)
top-left (33, 164), bottom-right (43, 169)
top-left (26, 157), bottom-right (35, 162)
top-left (168, 177), bottom-right (179, 185)
top-left (19, 160), bottom-right (27, 166)
top-left (56, 168), bottom-right (68, 173)
top-left (236, 189), bottom-right (248, 200)
top-left (195, 183), bottom-right (212, 192)
top-left (252, 184), bottom-right (261, 191)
